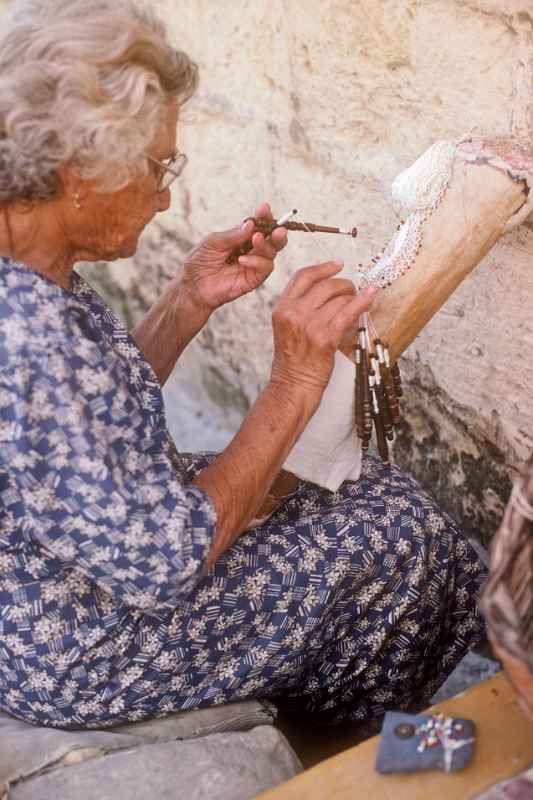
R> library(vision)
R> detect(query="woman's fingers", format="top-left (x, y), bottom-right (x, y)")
top-left (212, 204), bottom-right (286, 263)
top-left (249, 230), bottom-right (285, 261)
top-left (251, 227), bottom-right (288, 258)
top-left (275, 280), bottom-right (378, 349)
top-left (322, 288), bottom-right (378, 333)
top-left (271, 265), bottom-right (378, 393)
top-left (237, 253), bottom-right (274, 281)
top-left (253, 201), bottom-right (273, 222)
top-left (252, 202), bottom-right (288, 256)
top-left (270, 226), bottom-right (288, 252)
top-left (299, 276), bottom-right (356, 311)
top-left (283, 261), bottom-right (345, 299)
top-left (209, 219), bottom-right (255, 252)
top-left (300, 289), bottom-right (376, 351)
top-left (207, 203), bottom-right (287, 259)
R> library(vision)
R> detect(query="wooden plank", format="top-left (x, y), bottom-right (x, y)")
top-left (260, 674), bottom-right (533, 800)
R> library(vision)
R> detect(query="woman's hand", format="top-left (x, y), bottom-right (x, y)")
top-left (194, 261), bottom-right (377, 562)
top-left (181, 202), bottom-right (287, 318)
top-left (270, 260), bottom-right (377, 403)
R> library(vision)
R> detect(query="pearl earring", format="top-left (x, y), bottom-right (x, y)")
top-left (73, 193), bottom-right (82, 210)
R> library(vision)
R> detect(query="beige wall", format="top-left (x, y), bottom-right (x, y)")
top-left (2, 0), bottom-right (533, 543)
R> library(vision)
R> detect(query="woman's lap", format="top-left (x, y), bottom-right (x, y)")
top-left (158, 454), bottom-right (486, 725)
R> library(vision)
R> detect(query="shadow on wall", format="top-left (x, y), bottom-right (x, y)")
top-left (393, 358), bottom-right (514, 549)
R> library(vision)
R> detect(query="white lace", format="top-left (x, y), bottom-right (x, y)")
top-left (392, 140), bottom-right (457, 216)
top-left (355, 140), bottom-right (457, 289)
top-left (353, 136), bottom-right (533, 289)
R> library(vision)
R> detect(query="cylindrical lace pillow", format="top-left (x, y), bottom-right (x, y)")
top-left (282, 136), bottom-right (533, 492)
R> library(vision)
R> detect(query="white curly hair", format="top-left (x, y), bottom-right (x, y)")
top-left (0, 0), bottom-right (198, 203)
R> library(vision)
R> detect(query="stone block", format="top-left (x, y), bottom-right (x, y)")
top-left (0, 702), bottom-right (301, 800)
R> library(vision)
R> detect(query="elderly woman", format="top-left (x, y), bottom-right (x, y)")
top-left (0, 0), bottom-right (485, 731)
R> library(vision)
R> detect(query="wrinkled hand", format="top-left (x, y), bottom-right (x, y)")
top-left (181, 202), bottom-right (288, 317)
top-left (270, 261), bottom-right (378, 400)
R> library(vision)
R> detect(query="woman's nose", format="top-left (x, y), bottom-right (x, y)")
top-left (157, 188), bottom-right (171, 212)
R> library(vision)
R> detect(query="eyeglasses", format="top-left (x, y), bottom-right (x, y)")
top-left (146, 151), bottom-right (188, 192)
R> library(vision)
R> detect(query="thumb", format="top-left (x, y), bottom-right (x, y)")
top-left (209, 219), bottom-right (255, 251)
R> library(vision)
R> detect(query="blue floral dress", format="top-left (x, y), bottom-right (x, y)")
top-left (0, 257), bottom-right (486, 730)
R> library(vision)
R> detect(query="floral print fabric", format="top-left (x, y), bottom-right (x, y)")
top-left (0, 258), bottom-right (486, 730)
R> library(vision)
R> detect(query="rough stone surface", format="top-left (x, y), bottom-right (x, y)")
top-left (431, 652), bottom-right (501, 704)
top-left (393, 360), bottom-right (516, 549)
top-left (9, 726), bottom-right (299, 800)
top-left (0, 702), bottom-right (302, 800)
top-left (7, 726), bottom-right (301, 800)
top-left (1, 2), bottom-right (533, 527)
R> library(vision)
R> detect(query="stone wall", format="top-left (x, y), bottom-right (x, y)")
top-left (2, 0), bottom-right (533, 545)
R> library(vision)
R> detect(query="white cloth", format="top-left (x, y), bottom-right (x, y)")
top-left (282, 350), bottom-right (362, 492)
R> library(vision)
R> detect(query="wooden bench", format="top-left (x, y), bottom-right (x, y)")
top-left (259, 673), bottom-right (533, 800)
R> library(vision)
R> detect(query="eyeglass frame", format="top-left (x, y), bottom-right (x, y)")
top-left (146, 151), bottom-right (188, 192)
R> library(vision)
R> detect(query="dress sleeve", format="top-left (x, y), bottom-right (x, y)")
top-left (1, 337), bottom-right (217, 612)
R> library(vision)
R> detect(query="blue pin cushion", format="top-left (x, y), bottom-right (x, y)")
top-left (375, 710), bottom-right (476, 774)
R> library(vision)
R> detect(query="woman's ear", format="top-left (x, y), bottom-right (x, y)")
top-left (56, 163), bottom-right (89, 206)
